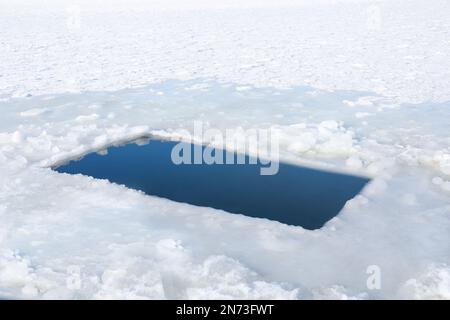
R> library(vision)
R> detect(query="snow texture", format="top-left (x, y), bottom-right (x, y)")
top-left (0, 0), bottom-right (449, 299)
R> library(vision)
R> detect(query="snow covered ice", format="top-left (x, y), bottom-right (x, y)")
top-left (0, 0), bottom-right (449, 299)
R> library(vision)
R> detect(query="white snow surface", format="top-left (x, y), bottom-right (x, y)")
top-left (0, 0), bottom-right (449, 299)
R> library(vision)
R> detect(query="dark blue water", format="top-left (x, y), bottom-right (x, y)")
top-left (54, 140), bottom-right (369, 230)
